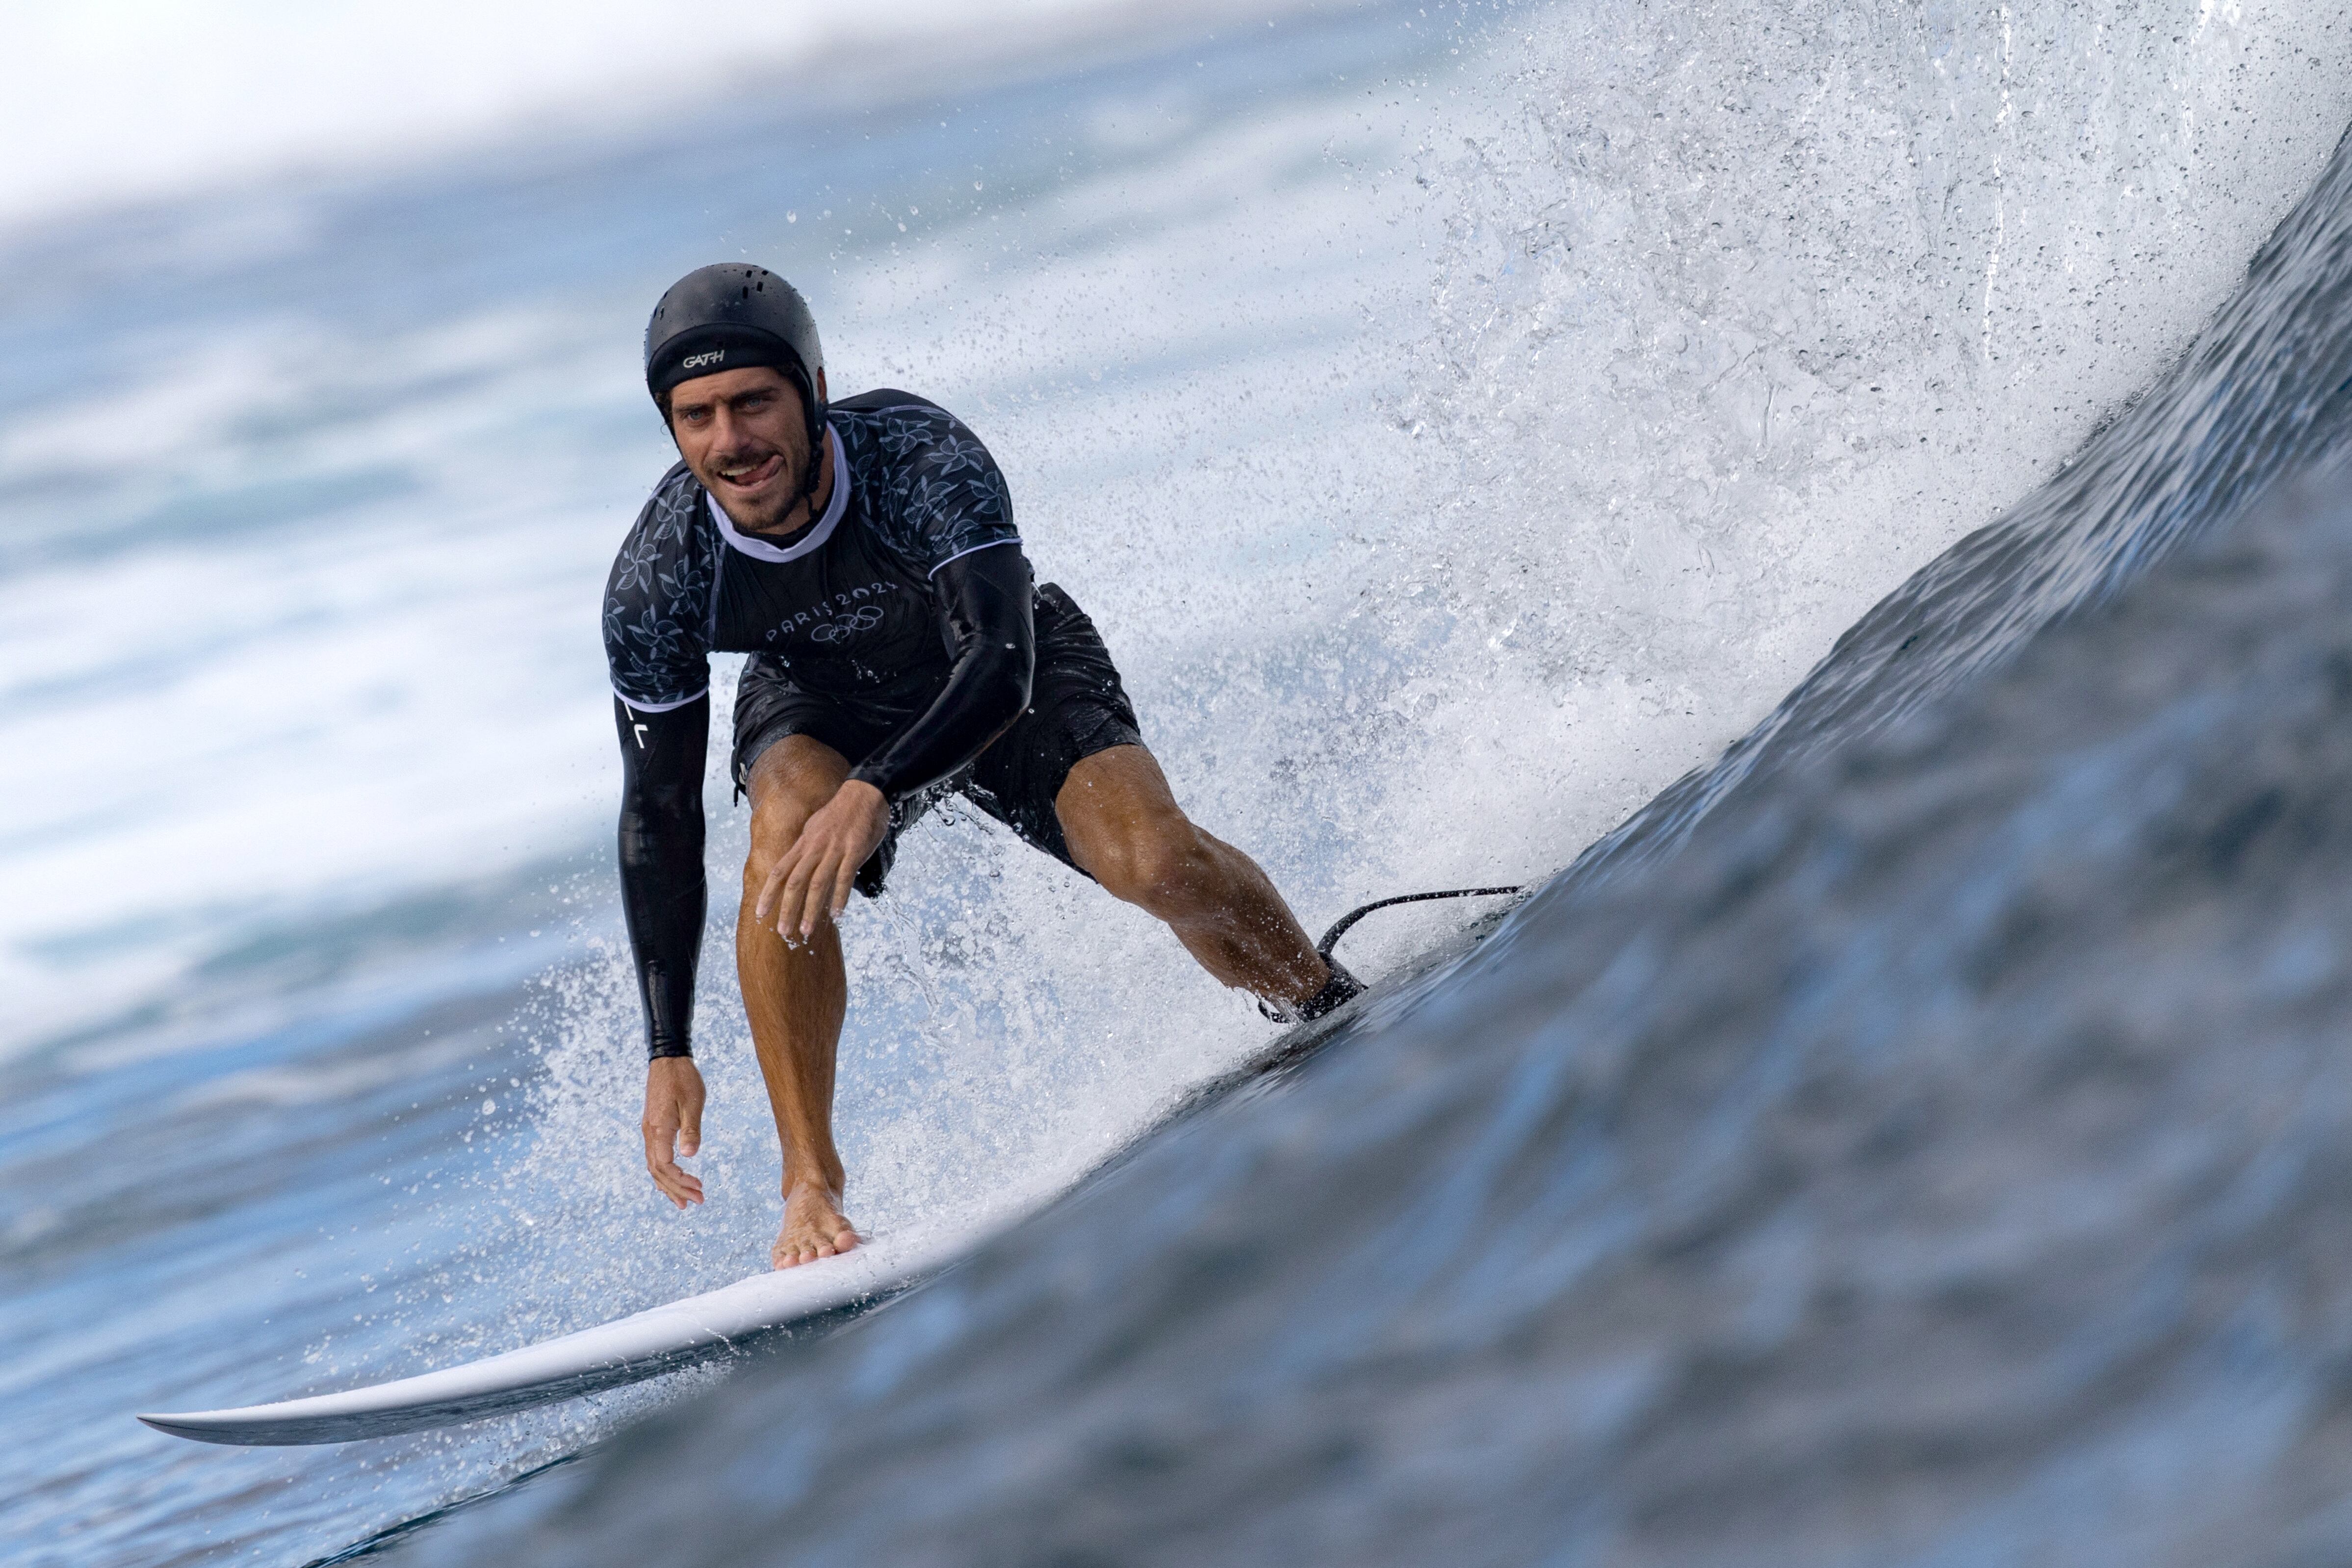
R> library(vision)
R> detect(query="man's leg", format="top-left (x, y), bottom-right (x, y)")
top-left (1055, 744), bottom-right (1333, 1010)
top-left (739, 735), bottom-right (862, 1268)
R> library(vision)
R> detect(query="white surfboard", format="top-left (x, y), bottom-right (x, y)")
top-left (137, 1226), bottom-right (973, 1446)
top-left (135, 906), bottom-right (1504, 1449)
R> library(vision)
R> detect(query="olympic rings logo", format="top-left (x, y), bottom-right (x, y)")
top-left (808, 606), bottom-right (885, 643)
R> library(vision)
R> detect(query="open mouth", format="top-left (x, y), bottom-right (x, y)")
top-left (715, 452), bottom-right (786, 491)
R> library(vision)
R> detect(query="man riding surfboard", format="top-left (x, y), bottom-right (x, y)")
top-left (608, 265), bottom-right (1360, 1268)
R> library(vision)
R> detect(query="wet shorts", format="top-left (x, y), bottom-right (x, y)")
top-left (730, 582), bottom-right (1144, 897)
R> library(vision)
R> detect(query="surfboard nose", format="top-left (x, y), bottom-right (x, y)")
top-left (137, 1411), bottom-right (284, 1446)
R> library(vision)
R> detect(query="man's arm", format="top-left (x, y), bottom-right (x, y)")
top-left (616, 694), bottom-right (708, 1050)
top-left (757, 544), bottom-right (1036, 938)
top-left (854, 542), bottom-right (1036, 799)
top-left (616, 694), bottom-right (710, 1206)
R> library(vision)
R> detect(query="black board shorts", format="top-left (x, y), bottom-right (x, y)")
top-left (731, 582), bottom-right (1144, 897)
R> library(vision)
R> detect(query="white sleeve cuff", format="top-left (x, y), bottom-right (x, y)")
top-left (613, 687), bottom-right (710, 714)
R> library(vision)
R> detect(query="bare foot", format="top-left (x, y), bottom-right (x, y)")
top-left (772, 1180), bottom-right (860, 1269)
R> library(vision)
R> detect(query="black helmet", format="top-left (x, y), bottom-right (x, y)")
top-left (643, 264), bottom-right (826, 451)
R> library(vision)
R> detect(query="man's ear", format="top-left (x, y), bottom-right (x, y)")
top-left (816, 367), bottom-right (829, 402)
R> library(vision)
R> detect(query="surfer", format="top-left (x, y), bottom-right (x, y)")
top-left (607, 265), bottom-right (1361, 1269)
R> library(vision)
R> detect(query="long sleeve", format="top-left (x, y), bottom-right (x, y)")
top-left (615, 693), bottom-right (708, 1058)
top-left (848, 543), bottom-right (1036, 801)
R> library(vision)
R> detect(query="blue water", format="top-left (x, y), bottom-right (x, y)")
top-left (5, 1), bottom-right (2351, 1564)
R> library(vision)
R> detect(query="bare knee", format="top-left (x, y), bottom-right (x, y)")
top-left (742, 800), bottom-right (811, 896)
top-left (740, 737), bottom-right (848, 897)
top-left (1089, 818), bottom-right (1225, 919)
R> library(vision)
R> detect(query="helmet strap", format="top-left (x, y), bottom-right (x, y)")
top-left (788, 362), bottom-right (827, 525)
top-left (791, 430), bottom-right (825, 524)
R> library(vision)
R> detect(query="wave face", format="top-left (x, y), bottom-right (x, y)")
top-left (419, 56), bottom-right (2352, 1568)
top-left (5, 1), bottom-right (2351, 1564)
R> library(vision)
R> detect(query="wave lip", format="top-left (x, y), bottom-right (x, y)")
top-left (408, 127), bottom-right (2352, 1568)
top-left (1574, 119), bottom-right (2352, 895)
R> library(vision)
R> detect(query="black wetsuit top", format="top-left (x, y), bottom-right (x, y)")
top-left (604, 389), bottom-right (1035, 1057)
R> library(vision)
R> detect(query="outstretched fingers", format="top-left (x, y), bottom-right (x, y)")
top-left (643, 1122), bottom-right (704, 1208)
top-left (641, 1059), bottom-right (707, 1209)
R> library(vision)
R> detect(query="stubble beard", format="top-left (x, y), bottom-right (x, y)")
top-left (711, 437), bottom-right (813, 536)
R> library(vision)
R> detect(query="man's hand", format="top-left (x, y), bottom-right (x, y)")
top-left (643, 1056), bottom-right (706, 1208)
top-left (755, 778), bottom-right (889, 942)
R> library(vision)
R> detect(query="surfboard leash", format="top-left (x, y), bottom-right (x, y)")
top-left (1315, 885), bottom-right (1524, 963)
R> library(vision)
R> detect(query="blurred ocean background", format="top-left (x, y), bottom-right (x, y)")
top-left (4, 0), bottom-right (2351, 1563)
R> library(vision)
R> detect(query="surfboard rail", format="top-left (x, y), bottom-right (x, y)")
top-left (138, 1233), bottom-right (954, 1445)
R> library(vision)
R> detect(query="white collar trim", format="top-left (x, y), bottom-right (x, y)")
top-left (707, 423), bottom-right (848, 564)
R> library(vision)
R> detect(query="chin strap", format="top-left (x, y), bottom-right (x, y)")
top-left (793, 368), bottom-right (829, 518)
top-left (785, 425), bottom-right (827, 528)
top-left (1261, 884), bottom-right (1526, 1025)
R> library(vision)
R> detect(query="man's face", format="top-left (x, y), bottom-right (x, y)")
top-left (666, 364), bottom-right (823, 533)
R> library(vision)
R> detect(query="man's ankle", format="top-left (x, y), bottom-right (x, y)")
top-left (1260, 958), bottom-right (1364, 1024)
top-left (784, 1173), bottom-right (845, 1202)
top-left (1295, 957), bottom-right (1364, 1020)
